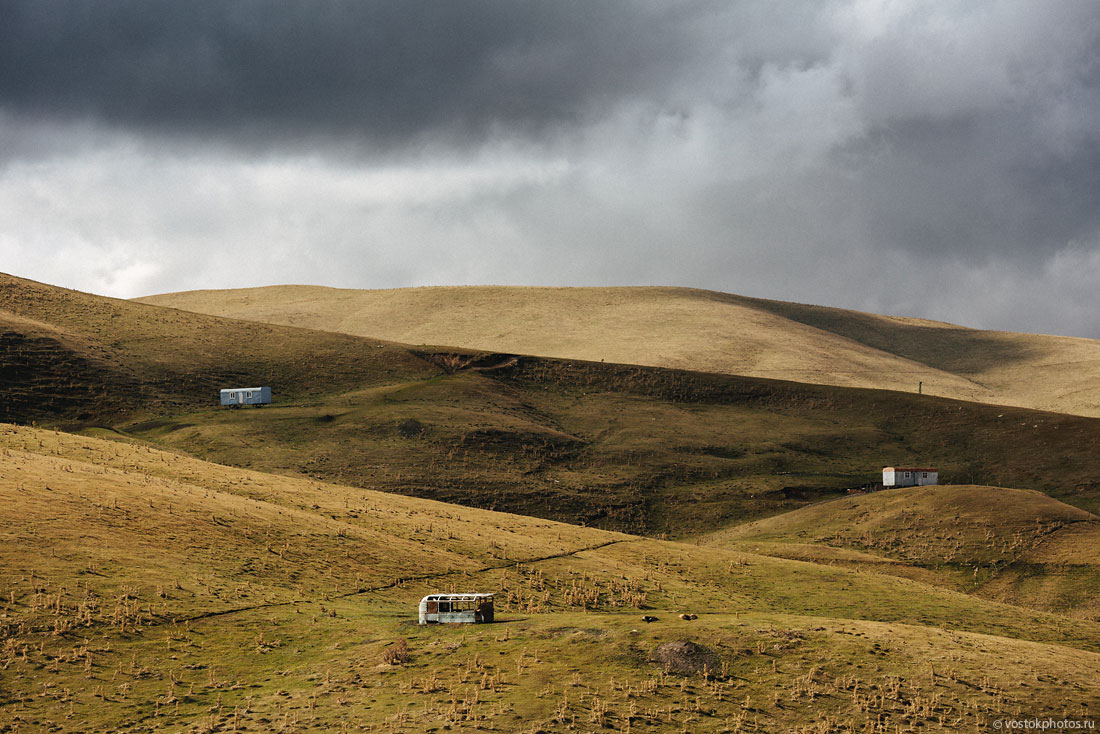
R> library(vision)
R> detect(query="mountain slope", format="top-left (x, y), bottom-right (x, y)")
top-left (138, 284), bottom-right (1100, 417)
top-left (2, 424), bottom-right (1099, 732)
top-left (8, 273), bottom-right (1100, 533)
top-left (1, 272), bottom-right (439, 424)
top-left (119, 355), bottom-right (1100, 530)
top-left (708, 484), bottom-right (1100, 619)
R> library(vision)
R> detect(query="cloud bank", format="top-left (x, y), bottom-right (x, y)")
top-left (2, 0), bottom-right (1099, 336)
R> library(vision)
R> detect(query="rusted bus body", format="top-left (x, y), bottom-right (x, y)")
top-left (418, 593), bottom-right (494, 624)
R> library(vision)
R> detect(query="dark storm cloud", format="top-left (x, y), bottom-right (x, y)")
top-left (835, 1), bottom-right (1100, 265)
top-left (0, 0), bottom-right (703, 147)
top-left (3, 0), bottom-right (1100, 337)
top-left (846, 115), bottom-right (1100, 264)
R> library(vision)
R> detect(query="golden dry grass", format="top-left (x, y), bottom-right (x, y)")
top-left (0, 273), bottom-right (437, 425)
top-left (708, 484), bottom-right (1100, 619)
top-left (6, 274), bottom-right (1100, 729)
top-left (11, 272), bottom-right (1100, 534)
top-left (138, 284), bottom-right (1100, 417)
top-left (2, 424), bottom-right (1100, 732)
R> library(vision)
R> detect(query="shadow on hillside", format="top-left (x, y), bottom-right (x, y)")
top-left (731, 293), bottom-right (1043, 375)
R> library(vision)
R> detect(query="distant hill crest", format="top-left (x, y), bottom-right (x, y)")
top-left (138, 283), bottom-right (1100, 417)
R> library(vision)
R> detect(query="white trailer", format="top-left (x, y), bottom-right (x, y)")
top-left (883, 466), bottom-right (938, 488)
top-left (220, 386), bottom-right (271, 407)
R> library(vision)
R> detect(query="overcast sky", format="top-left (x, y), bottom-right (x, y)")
top-left (2, 1), bottom-right (1099, 337)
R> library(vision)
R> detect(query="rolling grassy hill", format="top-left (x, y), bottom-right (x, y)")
top-left (2, 424), bottom-right (1098, 732)
top-left (5, 273), bottom-right (1100, 730)
top-left (138, 284), bottom-right (1100, 417)
top-left (120, 357), bottom-right (1100, 533)
top-left (0, 273), bottom-right (438, 426)
top-left (707, 484), bottom-right (1100, 620)
top-left (7, 273), bottom-right (1100, 536)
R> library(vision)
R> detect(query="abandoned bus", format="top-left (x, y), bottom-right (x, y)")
top-left (418, 593), bottom-right (494, 624)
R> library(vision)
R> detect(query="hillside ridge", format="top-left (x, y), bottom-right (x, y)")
top-left (3, 423), bottom-right (1100, 732)
top-left (8, 272), bottom-right (1100, 533)
top-left (137, 283), bottom-right (1100, 417)
top-left (708, 484), bottom-right (1100, 619)
top-left (5, 274), bottom-right (1100, 730)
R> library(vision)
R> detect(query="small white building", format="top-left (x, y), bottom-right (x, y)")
top-left (220, 386), bottom-right (271, 407)
top-left (883, 467), bottom-right (938, 488)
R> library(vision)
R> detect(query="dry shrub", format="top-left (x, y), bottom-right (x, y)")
top-left (397, 419), bottom-right (424, 437)
top-left (382, 638), bottom-right (410, 665)
top-left (648, 640), bottom-right (719, 676)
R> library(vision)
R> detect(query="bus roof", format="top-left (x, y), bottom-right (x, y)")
top-left (420, 593), bottom-right (494, 602)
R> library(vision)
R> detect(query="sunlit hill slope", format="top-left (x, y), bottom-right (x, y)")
top-left (2, 424), bottom-right (1098, 732)
top-left (0, 274), bottom-right (435, 426)
top-left (6, 272), bottom-right (1100, 533)
top-left (708, 484), bottom-right (1100, 621)
top-left (139, 284), bottom-right (1100, 417)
